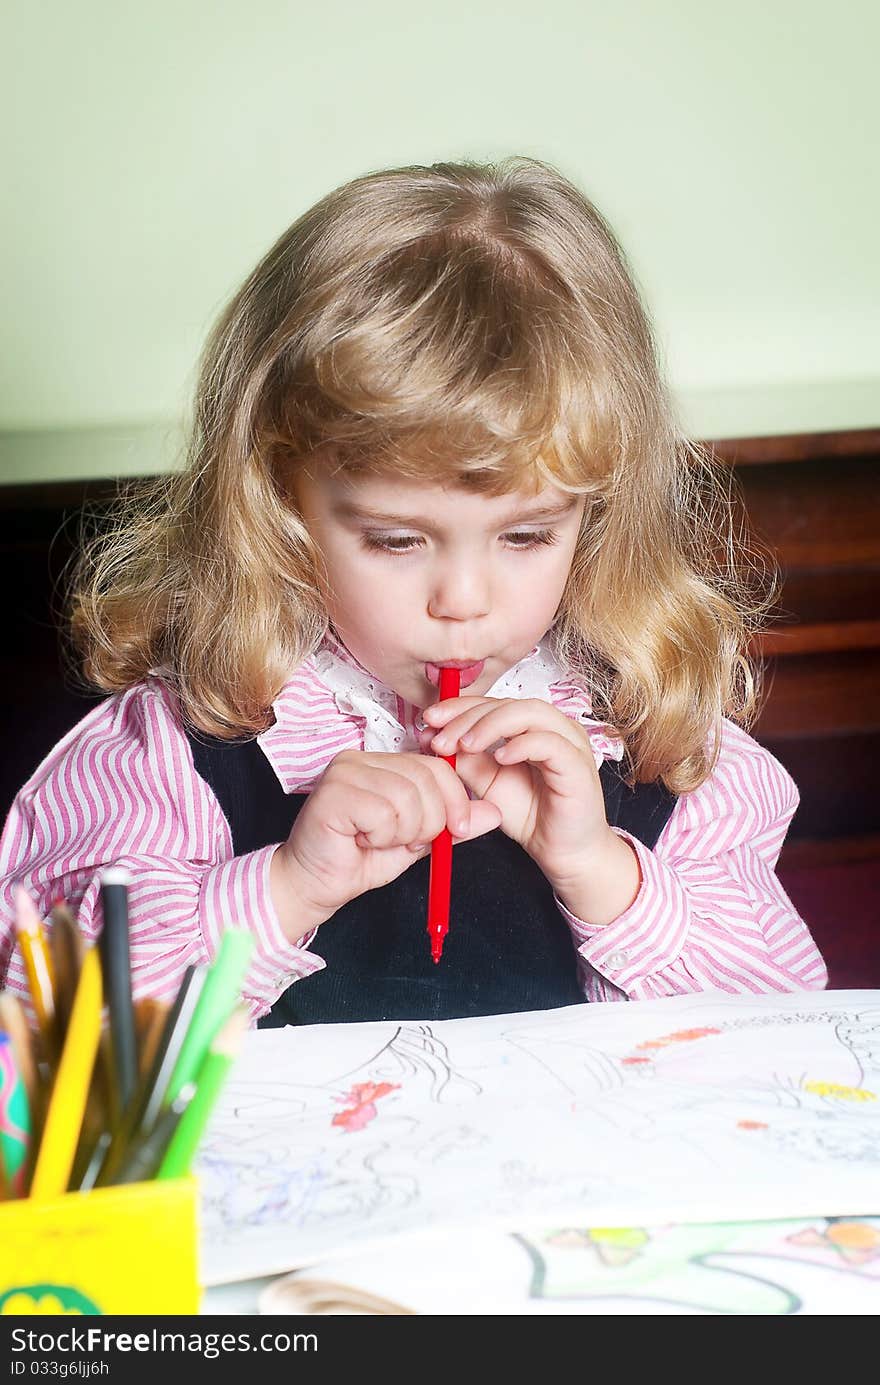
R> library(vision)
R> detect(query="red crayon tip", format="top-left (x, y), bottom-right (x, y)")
top-left (427, 667), bottom-right (460, 963)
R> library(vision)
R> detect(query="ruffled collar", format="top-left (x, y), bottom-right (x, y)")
top-left (258, 630), bottom-right (623, 793)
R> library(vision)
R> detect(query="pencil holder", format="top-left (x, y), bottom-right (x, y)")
top-left (0, 1176), bottom-right (199, 1314)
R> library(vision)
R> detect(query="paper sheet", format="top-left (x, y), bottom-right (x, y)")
top-left (197, 990), bottom-right (880, 1285)
top-left (258, 1215), bottom-right (880, 1315)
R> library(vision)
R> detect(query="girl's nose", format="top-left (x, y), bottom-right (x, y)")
top-left (427, 560), bottom-right (491, 621)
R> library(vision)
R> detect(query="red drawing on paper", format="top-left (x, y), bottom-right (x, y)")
top-left (332, 1080), bottom-right (401, 1132)
top-left (620, 1026), bottom-right (722, 1067)
top-left (635, 1027), bottom-right (722, 1052)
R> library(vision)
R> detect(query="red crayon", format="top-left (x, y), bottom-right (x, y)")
top-left (427, 667), bottom-right (460, 963)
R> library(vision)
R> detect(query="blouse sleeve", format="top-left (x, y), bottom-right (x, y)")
top-left (0, 680), bottom-right (324, 1022)
top-left (555, 720), bottom-right (828, 1001)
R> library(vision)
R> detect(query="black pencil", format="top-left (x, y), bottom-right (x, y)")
top-left (95, 963), bottom-right (207, 1186)
top-left (98, 867), bottom-right (138, 1113)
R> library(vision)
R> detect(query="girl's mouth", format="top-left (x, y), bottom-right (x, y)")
top-left (425, 660), bottom-right (485, 690)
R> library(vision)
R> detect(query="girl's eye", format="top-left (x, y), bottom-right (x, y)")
top-left (360, 528), bottom-right (559, 554)
top-left (361, 533), bottom-right (424, 553)
top-left (502, 528), bottom-right (559, 549)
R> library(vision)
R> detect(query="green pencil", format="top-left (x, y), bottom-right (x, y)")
top-left (165, 929), bottom-right (252, 1104)
top-left (156, 1009), bottom-right (248, 1180)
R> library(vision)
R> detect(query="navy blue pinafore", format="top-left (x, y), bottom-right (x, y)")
top-left (187, 732), bottom-right (676, 1025)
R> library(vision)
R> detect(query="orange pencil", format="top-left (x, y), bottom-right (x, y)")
top-left (12, 886), bottom-right (55, 1049)
top-left (426, 667), bottom-right (460, 963)
top-left (134, 997), bottom-right (170, 1078)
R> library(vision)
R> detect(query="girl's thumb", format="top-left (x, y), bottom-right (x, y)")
top-left (455, 798), bottom-right (502, 841)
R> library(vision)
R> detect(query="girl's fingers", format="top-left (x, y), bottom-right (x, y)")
top-left (422, 694), bottom-right (490, 725)
top-left (491, 729), bottom-right (592, 786)
top-left (419, 754), bottom-right (501, 836)
top-left (426, 700), bottom-right (505, 751)
top-left (371, 763), bottom-right (444, 840)
top-left (429, 699), bottom-right (588, 758)
top-left (450, 748), bottom-right (506, 802)
top-left (455, 797), bottom-right (503, 841)
top-left (326, 753), bottom-right (482, 844)
top-left (324, 782), bottom-right (425, 849)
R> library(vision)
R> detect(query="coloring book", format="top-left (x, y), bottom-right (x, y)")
top-left (196, 990), bottom-right (880, 1287)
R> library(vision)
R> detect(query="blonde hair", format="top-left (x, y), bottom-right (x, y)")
top-left (71, 156), bottom-right (773, 791)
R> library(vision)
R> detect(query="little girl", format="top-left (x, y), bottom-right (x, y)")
top-left (0, 157), bottom-right (826, 1024)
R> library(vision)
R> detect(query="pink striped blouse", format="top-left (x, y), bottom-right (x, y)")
top-left (0, 641), bottom-right (827, 1021)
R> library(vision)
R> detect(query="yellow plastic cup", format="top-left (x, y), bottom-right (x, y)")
top-left (0, 1177), bottom-right (199, 1315)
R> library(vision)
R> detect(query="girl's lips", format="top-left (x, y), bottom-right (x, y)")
top-left (425, 660), bottom-right (485, 690)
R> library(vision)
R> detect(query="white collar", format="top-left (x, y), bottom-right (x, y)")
top-left (259, 631), bottom-right (624, 784)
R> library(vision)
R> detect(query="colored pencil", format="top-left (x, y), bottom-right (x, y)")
top-left (74, 1129), bottom-right (113, 1193)
top-left (0, 1033), bottom-right (31, 1196)
top-left (0, 992), bottom-right (41, 1129)
top-left (0, 993), bottom-right (44, 1190)
top-left (134, 996), bottom-right (170, 1077)
top-left (156, 1009), bottom-right (248, 1180)
top-left (134, 967), bottom-right (207, 1132)
top-left (69, 1027), bottom-right (119, 1191)
top-left (94, 964), bottom-right (206, 1186)
top-left (165, 930), bottom-right (252, 1103)
top-left (12, 886), bottom-right (55, 1052)
top-left (49, 901), bottom-right (84, 1041)
top-left (427, 666), bottom-right (460, 963)
top-left (114, 1081), bottom-right (197, 1185)
top-left (98, 868), bottom-right (138, 1111)
top-left (29, 946), bottom-right (102, 1199)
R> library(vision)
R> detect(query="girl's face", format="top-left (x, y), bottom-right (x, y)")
top-left (294, 467), bottom-right (586, 708)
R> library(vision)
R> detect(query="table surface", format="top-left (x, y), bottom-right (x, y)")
top-left (202, 1278), bottom-right (273, 1314)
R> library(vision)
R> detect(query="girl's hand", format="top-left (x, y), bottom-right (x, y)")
top-left (422, 696), bottom-right (637, 918)
top-left (271, 750), bottom-right (502, 941)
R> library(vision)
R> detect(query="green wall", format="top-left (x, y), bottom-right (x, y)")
top-left (2, 0), bottom-right (878, 482)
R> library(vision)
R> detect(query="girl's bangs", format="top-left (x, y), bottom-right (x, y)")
top-left (282, 309), bottom-right (618, 497)
top-left (267, 209), bottom-right (632, 496)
